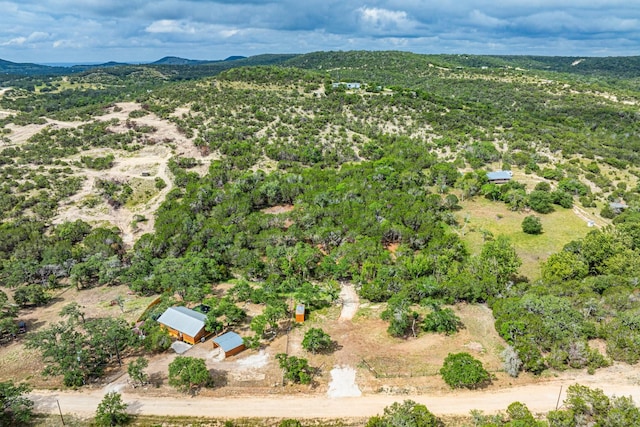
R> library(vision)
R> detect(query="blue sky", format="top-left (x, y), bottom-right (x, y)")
top-left (1, 1), bottom-right (639, 63)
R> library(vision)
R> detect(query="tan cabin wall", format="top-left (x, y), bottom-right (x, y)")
top-left (160, 324), bottom-right (205, 345)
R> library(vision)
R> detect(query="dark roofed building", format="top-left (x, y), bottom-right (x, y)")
top-left (212, 331), bottom-right (245, 358)
top-left (157, 306), bottom-right (208, 345)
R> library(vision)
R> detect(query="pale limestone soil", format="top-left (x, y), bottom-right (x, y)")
top-left (43, 102), bottom-right (218, 247)
top-left (338, 282), bottom-right (359, 321)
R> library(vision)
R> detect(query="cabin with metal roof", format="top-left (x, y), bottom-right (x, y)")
top-left (610, 202), bottom-right (629, 214)
top-left (156, 306), bottom-right (209, 345)
top-left (212, 331), bottom-right (245, 358)
top-left (486, 170), bottom-right (513, 184)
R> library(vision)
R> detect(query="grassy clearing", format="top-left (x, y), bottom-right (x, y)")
top-left (125, 178), bottom-right (160, 208)
top-left (364, 354), bottom-right (439, 378)
top-left (35, 79), bottom-right (100, 94)
top-left (457, 197), bottom-right (593, 280)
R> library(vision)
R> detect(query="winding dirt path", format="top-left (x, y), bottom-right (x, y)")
top-left (338, 282), bottom-right (359, 321)
top-left (572, 205), bottom-right (607, 229)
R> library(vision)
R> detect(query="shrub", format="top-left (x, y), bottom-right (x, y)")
top-left (168, 356), bottom-right (211, 393)
top-left (600, 205), bottom-right (616, 219)
top-left (440, 352), bottom-right (490, 389)
top-left (528, 190), bottom-right (554, 214)
top-left (502, 345), bottom-right (523, 377)
top-left (0, 381), bottom-right (33, 426)
top-left (154, 177), bottom-right (167, 190)
top-left (301, 328), bottom-right (333, 354)
top-left (422, 306), bottom-right (463, 335)
top-left (366, 400), bottom-right (443, 427)
top-left (276, 354), bottom-right (313, 384)
top-left (95, 391), bottom-right (129, 427)
top-left (534, 181), bottom-right (551, 192)
top-left (522, 215), bottom-right (543, 235)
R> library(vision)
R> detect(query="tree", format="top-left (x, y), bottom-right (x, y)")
top-left (94, 391), bottom-right (129, 427)
top-left (0, 290), bottom-right (18, 338)
top-left (548, 384), bottom-right (640, 427)
top-left (521, 215), bottom-right (543, 235)
top-left (276, 353), bottom-right (313, 384)
top-left (600, 204), bottom-right (616, 219)
top-left (366, 400), bottom-right (443, 427)
top-left (381, 291), bottom-right (420, 338)
top-left (440, 352), bottom-right (490, 389)
top-left (422, 305), bottom-right (463, 335)
top-left (0, 381), bottom-right (33, 426)
top-left (13, 285), bottom-right (50, 307)
top-left (502, 345), bottom-right (523, 378)
top-left (479, 236), bottom-right (522, 288)
top-left (541, 251), bottom-right (588, 282)
top-left (506, 401), bottom-right (546, 426)
top-left (301, 327), bottom-right (333, 354)
top-left (59, 302), bottom-right (86, 324)
top-left (168, 356), bottom-right (211, 393)
top-left (142, 322), bottom-right (171, 353)
top-left (127, 357), bottom-right (149, 387)
top-left (552, 190), bottom-right (573, 208)
top-left (25, 317), bottom-right (136, 387)
top-left (528, 190), bottom-right (554, 214)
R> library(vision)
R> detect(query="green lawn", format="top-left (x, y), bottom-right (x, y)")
top-left (457, 197), bottom-right (594, 280)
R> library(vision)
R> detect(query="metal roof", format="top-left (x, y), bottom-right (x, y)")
top-left (212, 331), bottom-right (244, 352)
top-left (610, 202), bottom-right (628, 209)
top-left (157, 306), bottom-right (206, 337)
top-left (487, 170), bottom-right (513, 181)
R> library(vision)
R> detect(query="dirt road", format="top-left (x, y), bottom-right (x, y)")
top-left (29, 378), bottom-right (640, 419)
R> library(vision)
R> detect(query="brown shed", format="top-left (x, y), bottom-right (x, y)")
top-left (295, 304), bottom-right (305, 323)
top-left (212, 332), bottom-right (245, 358)
top-left (156, 306), bottom-right (209, 345)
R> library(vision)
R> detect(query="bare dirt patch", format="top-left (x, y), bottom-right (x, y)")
top-left (262, 204), bottom-right (295, 214)
top-left (338, 282), bottom-right (359, 321)
top-left (328, 366), bottom-right (362, 397)
top-left (2, 101), bottom-right (221, 248)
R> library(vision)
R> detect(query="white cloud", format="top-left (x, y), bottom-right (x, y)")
top-left (1, 0), bottom-right (640, 62)
top-left (145, 19), bottom-right (196, 34)
top-left (220, 29), bottom-right (240, 38)
top-left (468, 10), bottom-right (509, 28)
top-left (1, 31), bottom-right (50, 46)
top-left (1, 36), bottom-right (27, 46)
top-left (357, 7), bottom-right (416, 33)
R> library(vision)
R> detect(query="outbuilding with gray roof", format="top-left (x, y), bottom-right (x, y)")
top-left (157, 306), bottom-right (209, 345)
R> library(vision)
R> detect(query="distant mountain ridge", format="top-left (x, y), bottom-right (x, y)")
top-left (3, 51), bottom-right (639, 81)
top-left (0, 55), bottom-right (249, 76)
top-left (151, 55), bottom-right (247, 65)
top-left (151, 56), bottom-right (209, 66)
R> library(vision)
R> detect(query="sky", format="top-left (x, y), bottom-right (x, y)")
top-left (0, 1), bottom-right (639, 64)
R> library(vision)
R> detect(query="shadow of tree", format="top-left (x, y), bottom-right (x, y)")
top-left (209, 368), bottom-right (228, 388)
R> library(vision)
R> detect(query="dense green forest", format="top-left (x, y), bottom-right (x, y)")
top-left (1, 51), bottom-right (640, 384)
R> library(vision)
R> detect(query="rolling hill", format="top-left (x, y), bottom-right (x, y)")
top-left (1, 50), bottom-right (640, 425)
